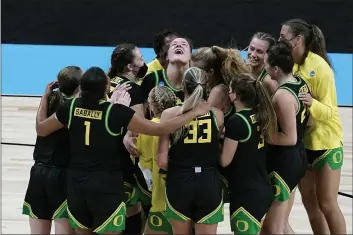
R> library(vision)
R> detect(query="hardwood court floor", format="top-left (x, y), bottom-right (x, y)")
top-left (1, 97), bottom-right (352, 234)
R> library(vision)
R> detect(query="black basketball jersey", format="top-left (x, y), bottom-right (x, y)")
top-left (276, 76), bottom-right (310, 145)
top-left (225, 109), bottom-right (270, 188)
top-left (33, 97), bottom-right (72, 167)
top-left (168, 111), bottom-right (220, 168)
top-left (140, 69), bottom-right (184, 104)
top-left (55, 98), bottom-right (135, 171)
top-left (109, 76), bottom-right (144, 107)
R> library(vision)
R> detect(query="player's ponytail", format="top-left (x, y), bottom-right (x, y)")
top-left (309, 25), bottom-right (331, 67)
top-left (283, 19), bottom-right (332, 67)
top-left (172, 67), bottom-right (208, 143)
top-left (108, 43), bottom-right (137, 78)
top-left (211, 46), bottom-right (250, 87)
top-left (48, 66), bottom-right (82, 115)
top-left (253, 79), bottom-right (277, 142)
top-left (80, 67), bottom-right (109, 107)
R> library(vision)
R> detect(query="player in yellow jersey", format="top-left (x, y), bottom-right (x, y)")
top-left (247, 32), bottom-right (278, 95)
top-left (136, 86), bottom-right (178, 235)
top-left (279, 19), bottom-right (346, 235)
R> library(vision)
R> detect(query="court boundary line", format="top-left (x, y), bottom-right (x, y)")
top-left (1, 94), bottom-right (353, 107)
top-left (1, 141), bottom-right (352, 199)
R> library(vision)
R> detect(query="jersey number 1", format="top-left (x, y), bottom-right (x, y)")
top-left (84, 121), bottom-right (91, 146)
top-left (301, 105), bottom-right (308, 123)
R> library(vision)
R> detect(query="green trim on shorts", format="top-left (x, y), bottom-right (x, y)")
top-left (221, 175), bottom-right (230, 203)
top-left (165, 188), bottom-right (191, 221)
top-left (52, 199), bottom-right (68, 219)
top-left (68, 207), bottom-right (89, 229)
top-left (124, 181), bottom-right (139, 208)
top-left (134, 174), bottom-right (152, 206)
top-left (197, 198), bottom-right (224, 224)
top-left (269, 171), bottom-right (291, 202)
top-left (147, 211), bottom-right (173, 234)
top-left (230, 207), bottom-right (261, 234)
top-left (312, 145), bottom-right (344, 171)
top-left (93, 202), bottom-right (126, 234)
top-left (22, 201), bottom-right (38, 219)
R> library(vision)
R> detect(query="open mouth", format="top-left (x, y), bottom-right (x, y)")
top-left (174, 49), bottom-right (184, 54)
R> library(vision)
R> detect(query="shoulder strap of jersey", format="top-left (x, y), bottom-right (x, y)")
top-left (209, 110), bottom-right (219, 131)
top-left (234, 112), bottom-right (252, 142)
top-left (67, 98), bottom-right (77, 129)
top-left (153, 70), bottom-right (160, 86)
top-left (105, 103), bottom-right (122, 137)
top-left (258, 69), bottom-right (268, 82)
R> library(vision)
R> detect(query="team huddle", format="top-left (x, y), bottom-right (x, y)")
top-left (23, 18), bottom-right (346, 235)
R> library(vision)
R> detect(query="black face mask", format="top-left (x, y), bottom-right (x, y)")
top-left (137, 63), bottom-right (148, 78)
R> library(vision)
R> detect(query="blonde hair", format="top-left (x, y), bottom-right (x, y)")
top-left (148, 86), bottom-right (178, 118)
top-left (191, 46), bottom-right (250, 88)
top-left (172, 67), bottom-right (208, 143)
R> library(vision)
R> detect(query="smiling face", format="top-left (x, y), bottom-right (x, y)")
top-left (167, 38), bottom-right (191, 64)
top-left (247, 38), bottom-right (270, 68)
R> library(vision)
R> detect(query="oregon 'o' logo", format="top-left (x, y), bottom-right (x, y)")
top-left (273, 185), bottom-right (281, 197)
top-left (113, 215), bottom-right (124, 227)
top-left (332, 151), bottom-right (343, 164)
top-left (150, 215), bottom-right (162, 227)
top-left (236, 220), bottom-right (249, 232)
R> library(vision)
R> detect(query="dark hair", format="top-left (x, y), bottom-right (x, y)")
top-left (266, 41), bottom-right (294, 74)
top-left (108, 43), bottom-right (136, 78)
top-left (251, 32), bottom-right (276, 51)
top-left (230, 73), bottom-right (277, 141)
top-left (282, 19), bottom-right (331, 67)
top-left (80, 67), bottom-right (108, 107)
top-left (153, 29), bottom-right (179, 57)
top-left (48, 66), bottom-right (82, 115)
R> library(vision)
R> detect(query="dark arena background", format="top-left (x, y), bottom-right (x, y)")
top-left (1, 0), bottom-right (352, 233)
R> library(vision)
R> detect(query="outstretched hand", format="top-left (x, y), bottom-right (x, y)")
top-left (109, 83), bottom-right (132, 107)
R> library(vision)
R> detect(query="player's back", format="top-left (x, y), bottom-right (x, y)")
top-left (228, 109), bottom-right (270, 188)
top-left (276, 76), bottom-right (310, 148)
top-left (68, 98), bottom-right (122, 171)
top-left (169, 111), bottom-right (220, 169)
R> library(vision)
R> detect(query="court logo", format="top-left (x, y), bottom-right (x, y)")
top-left (310, 71), bottom-right (315, 77)
top-left (159, 81), bottom-right (165, 86)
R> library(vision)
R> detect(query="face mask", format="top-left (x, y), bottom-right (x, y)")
top-left (137, 63), bottom-right (148, 78)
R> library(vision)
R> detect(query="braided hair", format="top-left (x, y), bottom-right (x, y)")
top-left (148, 86), bottom-right (177, 118)
top-left (108, 43), bottom-right (136, 78)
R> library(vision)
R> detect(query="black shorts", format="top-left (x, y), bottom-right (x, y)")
top-left (133, 159), bottom-right (152, 206)
top-left (67, 170), bottom-right (126, 233)
top-left (219, 165), bottom-right (230, 203)
top-left (165, 167), bottom-right (223, 224)
top-left (229, 184), bottom-right (273, 233)
top-left (267, 143), bottom-right (307, 201)
top-left (23, 163), bottom-right (67, 220)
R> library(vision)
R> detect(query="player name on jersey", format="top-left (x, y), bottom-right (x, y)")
top-left (74, 108), bottom-right (103, 120)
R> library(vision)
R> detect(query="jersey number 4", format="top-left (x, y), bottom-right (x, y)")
top-left (84, 121), bottom-right (91, 146)
top-left (184, 119), bottom-right (211, 144)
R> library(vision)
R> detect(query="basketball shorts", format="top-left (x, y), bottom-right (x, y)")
top-left (306, 142), bottom-right (344, 171)
top-left (67, 170), bottom-right (126, 234)
top-left (267, 143), bottom-right (307, 201)
top-left (229, 184), bottom-right (273, 234)
top-left (122, 157), bottom-right (139, 208)
top-left (147, 211), bottom-right (172, 234)
top-left (133, 160), bottom-right (152, 206)
top-left (219, 165), bottom-right (230, 203)
top-left (23, 163), bottom-right (68, 220)
top-left (165, 167), bottom-right (223, 224)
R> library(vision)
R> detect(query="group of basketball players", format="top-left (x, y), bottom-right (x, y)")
top-left (23, 18), bottom-right (346, 235)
